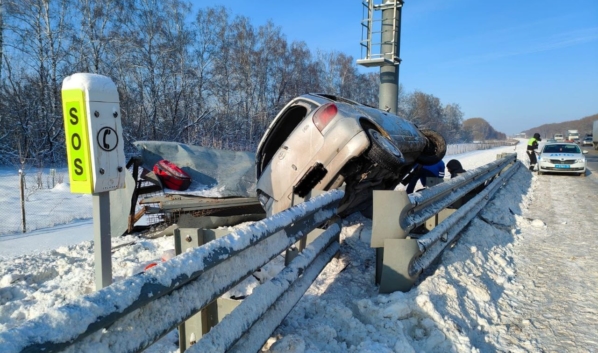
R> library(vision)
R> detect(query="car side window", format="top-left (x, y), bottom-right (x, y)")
top-left (259, 105), bottom-right (309, 172)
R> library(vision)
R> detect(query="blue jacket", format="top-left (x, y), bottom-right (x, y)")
top-left (421, 160), bottom-right (446, 178)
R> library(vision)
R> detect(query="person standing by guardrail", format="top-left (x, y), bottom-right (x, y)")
top-left (446, 159), bottom-right (466, 178)
top-left (527, 133), bottom-right (541, 171)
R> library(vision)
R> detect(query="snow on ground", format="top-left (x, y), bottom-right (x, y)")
top-left (0, 166), bottom-right (92, 237)
top-left (1, 140), bottom-right (596, 352)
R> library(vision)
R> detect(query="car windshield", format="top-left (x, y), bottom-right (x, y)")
top-left (543, 144), bottom-right (581, 153)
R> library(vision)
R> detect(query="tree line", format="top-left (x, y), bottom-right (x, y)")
top-left (0, 1), bottom-right (472, 166)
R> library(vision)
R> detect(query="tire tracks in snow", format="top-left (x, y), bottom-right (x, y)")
top-left (495, 171), bottom-right (598, 352)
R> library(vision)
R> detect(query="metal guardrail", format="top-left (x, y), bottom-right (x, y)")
top-left (370, 153), bottom-right (520, 292)
top-left (0, 189), bottom-right (344, 353)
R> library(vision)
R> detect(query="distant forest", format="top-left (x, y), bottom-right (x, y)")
top-left (0, 1), bottom-right (473, 166)
top-left (523, 113), bottom-right (598, 139)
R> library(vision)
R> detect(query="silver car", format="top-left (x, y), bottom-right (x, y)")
top-left (256, 93), bottom-right (446, 216)
top-left (537, 143), bottom-right (587, 177)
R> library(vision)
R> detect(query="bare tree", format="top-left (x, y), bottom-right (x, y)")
top-left (70, 0), bottom-right (133, 74)
top-left (4, 0), bottom-right (73, 163)
top-left (0, 2), bottom-right (473, 164)
top-left (0, 0), bottom-right (4, 80)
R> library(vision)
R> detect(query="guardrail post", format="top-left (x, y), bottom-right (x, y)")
top-left (285, 228), bottom-right (326, 266)
top-left (174, 226), bottom-right (242, 351)
top-left (379, 238), bottom-right (421, 293)
top-left (370, 190), bottom-right (422, 292)
top-left (496, 152), bottom-right (517, 175)
top-left (286, 188), bottom-right (336, 265)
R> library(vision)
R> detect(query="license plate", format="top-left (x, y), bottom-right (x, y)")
top-left (554, 164), bottom-right (570, 169)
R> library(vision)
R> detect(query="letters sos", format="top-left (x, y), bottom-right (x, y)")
top-left (69, 107), bottom-right (84, 176)
top-left (64, 100), bottom-right (88, 182)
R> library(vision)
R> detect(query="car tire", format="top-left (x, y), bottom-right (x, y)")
top-left (365, 128), bottom-right (404, 171)
top-left (417, 129), bottom-right (447, 166)
top-left (580, 172), bottom-right (586, 177)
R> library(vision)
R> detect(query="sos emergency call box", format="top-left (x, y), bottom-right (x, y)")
top-left (61, 73), bottom-right (126, 194)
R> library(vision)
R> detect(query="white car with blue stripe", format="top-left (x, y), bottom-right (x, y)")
top-left (537, 143), bottom-right (587, 176)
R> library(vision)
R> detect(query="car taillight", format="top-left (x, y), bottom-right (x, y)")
top-left (312, 103), bottom-right (338, 132)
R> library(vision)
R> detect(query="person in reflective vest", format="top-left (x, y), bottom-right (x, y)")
top-left (527, 133), bottom-right (541, 171)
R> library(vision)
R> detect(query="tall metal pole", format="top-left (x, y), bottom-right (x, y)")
top-left (378, 1), bottom-right (402, 114)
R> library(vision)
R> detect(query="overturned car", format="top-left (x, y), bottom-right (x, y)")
top-left (256, 93), bottom-right (446, 217)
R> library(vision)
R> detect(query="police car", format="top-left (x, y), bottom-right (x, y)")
top-left (537, 142), bottom-right (587, 177)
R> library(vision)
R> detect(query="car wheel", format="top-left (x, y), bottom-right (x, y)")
top-left (417, 129), bottom-right (447, 166)
top-left (580, 172), bottom-right (586, 177)
top-left (365, 128), bottom-right (405, 171)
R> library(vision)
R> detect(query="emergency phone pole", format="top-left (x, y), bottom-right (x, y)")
top-left (61, 73), bottom-right (126, 290)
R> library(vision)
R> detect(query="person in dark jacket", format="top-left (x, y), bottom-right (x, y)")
top-left (527, 133), bottom-right (541, 171)
top-left (406, 160), bottom-right (446, 193)
top-left (446, 159), bottom-right (488, 208)
top-left (446, 159), bottom-right (466, 178)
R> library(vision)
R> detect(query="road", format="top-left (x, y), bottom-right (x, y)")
top-left (491, 144), bottom-right (598, 351)
top-left (583, 143), bottom-right (598, 175)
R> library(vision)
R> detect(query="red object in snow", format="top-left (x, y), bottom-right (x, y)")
top-left (144, 262), bottom-right (158, 271)
top-left (153, 160), bottom-right (192, 191)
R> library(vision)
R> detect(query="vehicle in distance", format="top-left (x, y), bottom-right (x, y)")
top-left (593, 120), bottom-right (598, 150)
top-left (554, 133), bottom-right (564, 142)
top-left (545, 139), bottom-right (557, 143)
top-left (582, 137), bottom-right (593, 146)
top-left (256, 93), bottom-right (446, 216)
top-left (537, 142), bottom-right (587, 177)
top-left (567, 129), bottom-right (580, 143)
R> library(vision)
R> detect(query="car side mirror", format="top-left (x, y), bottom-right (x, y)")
top-left (583, 150), bottom-right (588, 154)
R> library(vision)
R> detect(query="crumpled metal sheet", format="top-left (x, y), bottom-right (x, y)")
top-left (133, 141), bottom-right (257, 198)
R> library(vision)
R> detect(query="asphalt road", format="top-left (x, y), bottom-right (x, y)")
top-left (582, 143), bottom-right (598, 176)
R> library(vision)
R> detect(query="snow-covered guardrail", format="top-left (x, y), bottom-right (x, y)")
top-left (371, 153), bottom-right (519, 292)
top-left (0, 190), bottom-right (344, 353)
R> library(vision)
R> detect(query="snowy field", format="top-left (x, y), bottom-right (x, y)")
top-left (1, 140), bottom-right (597, 352)
top-left (0, 166), bottom-right (92, 236)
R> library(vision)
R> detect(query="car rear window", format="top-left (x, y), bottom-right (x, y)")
top-left (258, 105), bottom-right (309, 174)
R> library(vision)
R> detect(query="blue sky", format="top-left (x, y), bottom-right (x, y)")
top-left (191, 0), bottom-right (598, 135)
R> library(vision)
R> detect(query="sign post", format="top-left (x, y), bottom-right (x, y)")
top-left (61, 73), bottom-right (126, 290)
